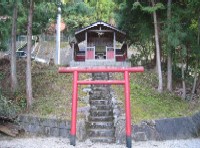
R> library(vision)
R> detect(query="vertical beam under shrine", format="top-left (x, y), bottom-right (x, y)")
top-left (85, 31), bottom-right (87, 60)
top-left (113, 31), bottom-right (116, 61)
top-left (72, 42), bottom-right (74, 61)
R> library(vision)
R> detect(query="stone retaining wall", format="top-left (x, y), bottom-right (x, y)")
top-left (18, 112), bottom-right (200, 143)
top-left (115, 112), bottom-right (200, 144)
top-left (17, 115), bottom-right (71, 138)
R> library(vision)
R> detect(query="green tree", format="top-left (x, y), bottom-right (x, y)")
top-left (151, 0), bottom-right (164, 92)
top-left (162, 0), bottom-right (200, 99)
top-left (87, 0), bottom-right (115, 22)
top-left (62, 2), bottom-right (95, 35)
top-left (0, 2), bottom-right (11, 51)
top-left (26, 0), bottom-right (34, 110)
top-left (11, 1), bottom-right (19, 93)
top-left (32, 2), bottom-right (57, 34)
top-left (119, 0), bottom-right (164, 92)
top-left (167, 0), bottom-right (172, 92)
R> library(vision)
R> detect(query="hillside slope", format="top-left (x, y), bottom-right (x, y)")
top-left (0, 58), bottom-right (199, 122)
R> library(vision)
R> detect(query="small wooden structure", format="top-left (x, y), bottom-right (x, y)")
top-left (70, 21), bottom-right (129, 67)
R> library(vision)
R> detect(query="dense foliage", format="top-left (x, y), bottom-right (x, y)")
top-left (62, 2), bottom-right (95, 35)
top-left (116, 0), bottom-right (200, 98)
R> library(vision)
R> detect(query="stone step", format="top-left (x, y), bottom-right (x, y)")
top-left (91, 89), bottom-right (110, 94)
top-left (89, 110), bottom-right (113, 116)
top-left (89, 137), bottom-right (115, 143)
top-left (90, 108), bottom-right (112, 112)
top-left (92, 73), bottom-right (109, 80)
top-left (88, 128), bottom-right (115, 137)
top-left (92, 85), bottom-right (110, 89)
top-left (89, 116), bottom-right (114, 122)
top-left (90, 105), bottom-right (112, 110)
top-left (89, 92), bottom-right (111, 99)
top-left (88, 121), bottom-right (114, 129)
top-left (90, 100), bottom-right (112, 106)
top-left (90, 96), bottom-right (111, 100)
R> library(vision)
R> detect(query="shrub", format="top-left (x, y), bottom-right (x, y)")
top-left (0, 94), bottom-right (19, 119)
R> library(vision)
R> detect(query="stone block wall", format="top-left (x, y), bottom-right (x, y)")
top-left (17, 112), bottom-right (200, 144)
top-left (17, 115), bottom-right (71, 138)
top-left (115, 112), bottom-right (200, 143)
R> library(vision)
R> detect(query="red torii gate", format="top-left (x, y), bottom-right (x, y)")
top-left (59, 67), bottom-right (144, 148)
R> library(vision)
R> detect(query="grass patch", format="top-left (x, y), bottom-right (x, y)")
top-left (131, 83), bottom-right (193, 123)
top-left (29, 65), bottom-right (73, 119)
top-left (23, 64), bottom-right (89, 120)
top-left (112, 71), bottom-right (200, 124)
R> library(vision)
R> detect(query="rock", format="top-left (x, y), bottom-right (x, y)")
top-left (50, 127), bottom-right (59, 137)
top-left (76, 119), bottom-right (87, 141)
top-left (134, 132), bottom-right (147, 141)
top-left (82, 87), bottom-right (92, 93)
top-left (59, 128), bottom-right (69, 137)
top-left (0, 125), bottom-right (17, 137)
top-left (78, 106), bottom-right (90, 114)
top-left (115, 118), bottom-right (126, 144)
top-left (44, 127), bottom-right (51, 136)
top-left (80, 95), bottom-right (90, 104)
top-left (132, 120), bottom-right (159, 141)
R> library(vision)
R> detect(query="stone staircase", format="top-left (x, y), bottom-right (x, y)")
top-left (87, 73), bottom-right (115, 143)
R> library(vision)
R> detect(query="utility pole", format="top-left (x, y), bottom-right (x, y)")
top-left (56, 2), bottom-right (61, 65)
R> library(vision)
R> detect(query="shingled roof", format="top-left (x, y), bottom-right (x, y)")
top-left (75, 21), bottom-right (126, 43)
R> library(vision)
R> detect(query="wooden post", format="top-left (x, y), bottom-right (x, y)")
top-left (85, 31), bottom-right (87, 61)
top-left (126, 43), bottom-right (128, 59)
top-left (113, 32), bottom-right (116, 61)
top-left (72, 42), bottom-right (74, 61)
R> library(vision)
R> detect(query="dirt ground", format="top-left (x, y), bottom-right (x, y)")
top-left (0, 135), bottom-right (200, 148)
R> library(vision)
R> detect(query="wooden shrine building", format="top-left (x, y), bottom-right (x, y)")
top-left (70, 21), bottom-right (130, 67)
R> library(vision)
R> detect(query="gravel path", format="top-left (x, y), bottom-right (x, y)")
top-left (0, 137), bottom-right (200, 148)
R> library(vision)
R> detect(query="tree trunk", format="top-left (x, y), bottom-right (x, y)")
top-left (196, 75), bottom-right (200, 92)
top-left (191, 61), bottom-right (198, 100)
top-left (181, 58), bottom-right (186, 100)
top-left (167, 0), bottom-right (172, 91)
top-left (152, 0), bottom-right (163, 92)
top-left (190, 16), bottom-right (200, 99)
top-left (11, 2), bottom-right (18, 93)
top-left (153, 41), bottom-right (156, 66)
top-left (26, 0), bottom-right (33, 110)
